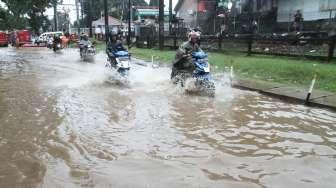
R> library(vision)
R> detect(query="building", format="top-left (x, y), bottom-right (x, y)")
top-left (134, 6), bottom-right (173, 21)
top-left (174, 0), bottom-right (217, 34)
top-left (133, 6), bottom-right (175, 34)
top-left (223, 0), bottom-right (335, 33)
top-left (277, 0), bottom-right (336, 22)
top-left (174, 0), bottom-right (336, 34)
top-left (92, 16), bottom-right (124, 35)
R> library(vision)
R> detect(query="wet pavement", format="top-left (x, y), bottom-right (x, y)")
top-left (0, 47), bottom-right (336, 188)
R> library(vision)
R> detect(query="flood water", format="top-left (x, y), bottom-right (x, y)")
top-left (0, 47), bottom-right (336, 188)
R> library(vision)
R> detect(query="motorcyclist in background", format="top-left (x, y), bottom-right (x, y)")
top-left (47, 35), bottom-right (53, 48)
top-left (79, 33), bottom-right (90, 55)
top-left (172, 29), bottom-right (202, 78)
top-left (53, 35), bottom-right (62, 49)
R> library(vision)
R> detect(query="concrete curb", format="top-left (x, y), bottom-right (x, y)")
top-left (232, 79), bottom-right (336, 111)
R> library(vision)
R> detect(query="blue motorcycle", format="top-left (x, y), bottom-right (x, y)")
top-left (171, 50), bottom-right (215, 96)
top-left (107, 50), bottom-right (131, 77)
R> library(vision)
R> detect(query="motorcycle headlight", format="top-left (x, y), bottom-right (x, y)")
top-left (119, 59), bottom-right (130, 68)
top-left (204, 66), bottom-right (210, 73)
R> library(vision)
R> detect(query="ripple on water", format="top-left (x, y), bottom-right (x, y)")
top-left (1, 48), bottom-right (336, 188)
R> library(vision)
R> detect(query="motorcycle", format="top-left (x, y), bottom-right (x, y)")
top-left (52, 41), bottom-right (62, 52)
top-left (106, 50), bottom-right (131, 77)
top-left (47, 37), bottom-right (53, 49)
top-left (52, 36), bottom-right (63, 52)
top-left (171, 50), bottom-right (215, 96)
top-left (80, 41), bottom-right (96, 60)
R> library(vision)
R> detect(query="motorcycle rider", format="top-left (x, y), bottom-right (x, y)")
top-left (172, 29), bottom-right (202, 78)
top-left (106, 30), bottom-right (126, 66)
top-left (79, 33), bottom-right (90, 56)
top-left (53, 34), bottom-right (62, 50)
top-left (47, 35), bottom-right (53, 48)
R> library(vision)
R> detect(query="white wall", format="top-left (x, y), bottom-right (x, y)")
top-left (176, 0), bottom-right (197, 28)
top-left (277, 0), bottom-right (333, 22)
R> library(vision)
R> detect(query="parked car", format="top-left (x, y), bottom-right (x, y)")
top-left (36, 31), bottom-right (64, 44)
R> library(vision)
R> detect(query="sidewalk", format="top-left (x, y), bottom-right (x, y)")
top-left (233, 79), bottom-right (336, 111)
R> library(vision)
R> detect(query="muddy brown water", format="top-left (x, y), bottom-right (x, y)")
top-left (0, 48), bottom-right (336, 188)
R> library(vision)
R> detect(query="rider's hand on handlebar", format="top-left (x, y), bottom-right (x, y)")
top-left (182, 54), bottom-right (191, 58)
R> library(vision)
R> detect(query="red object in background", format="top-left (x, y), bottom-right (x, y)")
top-left (70, 33), bottom-right (78, 42)
top-left (0, 31), bottom-right (8, 46)
top-left (198, 1), bottom-right (207, 13)
top-left (17, 30), bottom-right (31, 45)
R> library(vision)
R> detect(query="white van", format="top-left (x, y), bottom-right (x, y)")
top-left (37, 31), bottom-right (64, 44)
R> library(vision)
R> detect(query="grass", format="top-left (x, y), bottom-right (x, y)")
top-left (91, 38), bottom-right (106, 53)
top-left (129, 47), bottom-right (336, 92)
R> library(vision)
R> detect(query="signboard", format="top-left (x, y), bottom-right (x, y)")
top-left (320, 0), bottom-right (336, 11)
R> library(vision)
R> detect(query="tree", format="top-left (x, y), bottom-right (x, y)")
top-left (80, 0), bottom-right (148, 25)
top-left (1, 0), bottom-right (61, 33)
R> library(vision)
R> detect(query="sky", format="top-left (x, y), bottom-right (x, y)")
top-left (45, 0), bottom-right (179, 23)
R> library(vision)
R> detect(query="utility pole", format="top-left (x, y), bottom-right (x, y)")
top-left (104, 0), bottom-right (109, 45)
top-left (128, 0), bottom-right (131, 47)
top-left (80, 0), bottom-right (84, 31)
top-left (75, 0), bottom-right (80, 34)
top-left (159, 0), bottom-right (164, 50)
top-left (88, 0), bottom-right (93, 37)
top-left (196, 0), bottom-right (199, 27)
top-left (53, 2), bottom-right (58, 31)
top-left (169, 0), bottom-right (172, 35)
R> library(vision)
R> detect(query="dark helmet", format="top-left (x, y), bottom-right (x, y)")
top-left (80, 33), bottom-right (88, 41)
top-left (109, 30), bottom-right (117, 37)
top-left (108, 30), bottom-right (118, 42)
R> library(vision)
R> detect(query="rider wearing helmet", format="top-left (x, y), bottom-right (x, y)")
top-left (172, 29), bottom-right (202, 76)
top-left (106, 30), bottom-right (126, 56)
top-left (79, 33), bottom-right (90, 54)
top-left (106, 30), bottom-right (126, 66)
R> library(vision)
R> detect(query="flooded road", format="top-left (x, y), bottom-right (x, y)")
top-left (1, 47), bottom-right (336, 188)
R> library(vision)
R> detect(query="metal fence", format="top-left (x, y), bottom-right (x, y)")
top-left (135, 32), bottom-right (336, 62)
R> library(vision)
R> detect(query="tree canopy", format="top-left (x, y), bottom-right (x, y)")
top-left (149, 0), bottom-right (159, 6)
top-left (0, 0), bottom-right (60, 33)
top-left (80, 0), bottom-right (148, 28)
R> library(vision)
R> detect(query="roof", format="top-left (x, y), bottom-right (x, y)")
top-left (92, 16), bottom-right (123, 27)
top-left (174, 0), bottom-right (184, 12)
top-left (136, 9), bottom-right (174, 16)
top-left (134, 6), bottom-right (158, 9)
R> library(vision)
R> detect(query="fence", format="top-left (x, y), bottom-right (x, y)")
top-left (135, 32), bottom-right (336, 62)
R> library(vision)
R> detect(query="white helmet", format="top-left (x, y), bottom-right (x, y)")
top-left (188, 30), bottom-right (201, 42)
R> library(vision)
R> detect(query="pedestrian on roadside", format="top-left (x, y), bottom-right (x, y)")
top-left (294, 10), bottom-right (303, 32)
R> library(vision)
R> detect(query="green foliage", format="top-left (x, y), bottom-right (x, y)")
top-left (0, 0), bottom-right (60, 32)
top-left (81, 0), bottom-right (147, 25)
